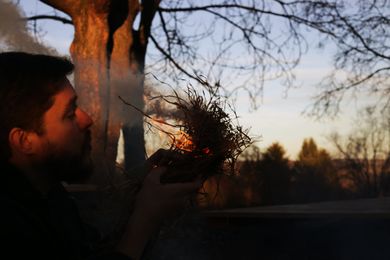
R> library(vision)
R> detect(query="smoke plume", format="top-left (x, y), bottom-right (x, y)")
top-left (0, 0), bottom-right (56, 55)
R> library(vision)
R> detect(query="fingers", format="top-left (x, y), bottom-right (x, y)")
top-left (146, 149), bottom-right (185, 168)
top-left (147, 149), bottom-right (178, 164)
top-left (145, 167), bottom-right (202, 195)
top-left (144, 149), bottom-right (170, 172)
top-left (144, 151), bottom-right (162, 172)
top-left (147, 167), bottom-right (201, 187)
top-left (147, 149), bottom-right (167, 164)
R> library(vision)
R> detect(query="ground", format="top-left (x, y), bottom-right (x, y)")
top-left (72, 189), bottom-right (390, 260)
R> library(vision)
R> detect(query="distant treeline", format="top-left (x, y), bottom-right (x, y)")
top-left (199, 137), bottom-right (390, 209)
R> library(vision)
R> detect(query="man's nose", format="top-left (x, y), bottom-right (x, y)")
top-left (76, 108), bottom-right (93, 130)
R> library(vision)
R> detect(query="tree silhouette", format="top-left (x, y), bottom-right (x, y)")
top-left (293, 138), bottom-right (340, 203)
top-left (255, 142), bottom-right (292, 205)
top-left (329, 107), bottom-right (390, 197)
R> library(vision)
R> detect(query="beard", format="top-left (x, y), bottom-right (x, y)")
top-left (46, 150), bottom-right (93, 183)
top-left (39, 132), bottom-right (94, 183)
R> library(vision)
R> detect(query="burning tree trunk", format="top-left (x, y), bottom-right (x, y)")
top-left (41, 0), bottom-right (159, 180)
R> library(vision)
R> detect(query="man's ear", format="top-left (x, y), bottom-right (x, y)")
top-left (8, 128), bottom-right (35, 155)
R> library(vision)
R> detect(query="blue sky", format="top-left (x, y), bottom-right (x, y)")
top-left (16, 0), bottom-right (365, 159)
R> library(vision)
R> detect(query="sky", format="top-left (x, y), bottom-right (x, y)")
top-left (11, 0), bottom-right (365, 159)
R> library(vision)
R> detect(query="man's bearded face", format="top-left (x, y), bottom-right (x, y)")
top-left (34, 79), bottom-right (93, 183)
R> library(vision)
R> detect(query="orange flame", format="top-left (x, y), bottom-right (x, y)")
top-left (174, 131), bottom-right (195, 152)
top-left (174, 131), bottom-right (213, 156)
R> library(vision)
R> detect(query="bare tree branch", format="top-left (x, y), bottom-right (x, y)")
top-left (329, 107), bottom-right (390, 196)
top-left (158, 3), bottom-right (339, 37)
top-left (29, 0), bottom-right (390, 118)
top-left (323, 66), bottom-right (390, 96)
top-left (39, 0), bottom-right (78, 16)
top-left (157, 10), bottom-right (172, 56)
top-left (26, 15), bottom-right (73, 25)
top-left (335, 7), bottom-right (390, 61)
top-left (149, 34), bottom-right (210, 87)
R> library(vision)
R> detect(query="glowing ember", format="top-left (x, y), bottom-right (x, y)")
top-left (174, 131), bottom-right (195, 152)
top-left (202, 147), bottom-right (212, 155)
top-left (174, 131), bottom-right (213, 156)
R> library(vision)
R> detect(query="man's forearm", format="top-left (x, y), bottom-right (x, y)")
top-left (116, 210), bottom-right (159, 260)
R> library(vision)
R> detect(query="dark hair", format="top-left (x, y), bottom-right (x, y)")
top-left (0, 52), bottom-right (74, 161)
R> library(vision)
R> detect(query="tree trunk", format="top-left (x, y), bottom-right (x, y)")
top-left (69, 3), bottom-right (111, 184)
top-left (43, 0), bottom-right (158, 184)
top-left (109, 0), bottom-right (147, 173)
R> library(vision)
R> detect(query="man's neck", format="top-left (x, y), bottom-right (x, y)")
top-left (9, 161), bottom-right (58, 195)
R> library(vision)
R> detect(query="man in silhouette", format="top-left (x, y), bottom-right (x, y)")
top-left (0, 52), bottom-right (200, 259)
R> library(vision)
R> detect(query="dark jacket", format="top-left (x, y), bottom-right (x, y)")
top-left (0, 163), bottom-right (130, 260)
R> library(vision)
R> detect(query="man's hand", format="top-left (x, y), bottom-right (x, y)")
top-left (116, 151), bottom-right (201, 259)
top-left (145, 148), bottom-right (204, 183)
top-left (126, 149), bottom-right (181, 183)
top-left (144, 148), bottom-right (179, 170)
top-left (135, 166), bottom-right (201, 223)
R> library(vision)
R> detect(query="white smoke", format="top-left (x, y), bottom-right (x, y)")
top-left (0, 0), bottom-right (56, 55)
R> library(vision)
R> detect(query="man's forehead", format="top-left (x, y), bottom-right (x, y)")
top-left (41, 80), bottom-right (77, 124)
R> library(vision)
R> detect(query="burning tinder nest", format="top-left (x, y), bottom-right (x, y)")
top-left (120, 84), bottom-right (252, 184)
